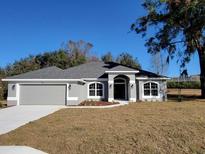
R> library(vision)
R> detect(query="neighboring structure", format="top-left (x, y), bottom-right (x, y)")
top-left (2, 62), bottom-right (169, 106)
top-left (171, 74), bottom-right (200, 82)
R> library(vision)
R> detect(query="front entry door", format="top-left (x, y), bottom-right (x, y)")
top-left (114, 84), bottom-right (126, 100)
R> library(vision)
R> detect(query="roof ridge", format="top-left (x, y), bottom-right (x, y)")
top-left (64, 61), bottom-right (104, 71)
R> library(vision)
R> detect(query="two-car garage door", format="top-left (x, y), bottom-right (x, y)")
top-left (19, 84), bottom-right (66, 105)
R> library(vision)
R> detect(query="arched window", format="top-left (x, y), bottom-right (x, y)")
top-left (114, 78), bottom-right (126, 84)
top-left (144, 82), bottom-right (159, 96)
top-left (88, 82), bottom-right (104, 98)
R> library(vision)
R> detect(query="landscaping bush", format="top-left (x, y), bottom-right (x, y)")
top-left (0, 101), bottom-right (7, 108)
top-left (79, 100), bottom-right (119, 106)
top-left (0, 101), bottom-right (3, 108)
top-left (167, 81), bottom-right (201, 89)
top-left (0, 82), bottom-right (7, 100)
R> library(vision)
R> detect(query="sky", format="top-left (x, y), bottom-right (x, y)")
top-left (0, 0), bottom-right (200, 77)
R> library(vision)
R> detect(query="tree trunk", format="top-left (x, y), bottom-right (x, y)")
top-left (198, 49), bottom-right (205, 98)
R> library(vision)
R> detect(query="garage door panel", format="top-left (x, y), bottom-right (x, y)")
top-left (20, 84), bottom-right (66, 105)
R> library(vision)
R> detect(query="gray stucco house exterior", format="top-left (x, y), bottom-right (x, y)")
top-left (2, 62), bottom-right (169, 106)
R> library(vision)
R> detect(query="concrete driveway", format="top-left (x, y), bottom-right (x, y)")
top-left (0, 105), bottom-right (65, 135)
top-left (0, 146), bottom-right (47, 154)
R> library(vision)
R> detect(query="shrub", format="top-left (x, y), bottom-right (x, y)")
top-left (79, 100), bottom-right (119, 106)
top-left (167, 81), bottom-right (201, 89)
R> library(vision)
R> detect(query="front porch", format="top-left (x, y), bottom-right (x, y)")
top-left (108, 73), bottom-right (137, 102)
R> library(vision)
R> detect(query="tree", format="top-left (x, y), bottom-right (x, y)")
top-left (101, 52), bottom-right (114, 62)
top-left (116, 52), bottom-right (141, 69)
top-left (6, 55), bottom-right (40, 76)
top-left (64, 40), bottom-right (94, 67)
top-left (150, 52), bottom-right (168, 75)
top-left (131, 0), bottom-right (205, 98)
top-left (0, 68), bottom-right (6, 100)
top-left (35, 50), bottom-right (70, 69)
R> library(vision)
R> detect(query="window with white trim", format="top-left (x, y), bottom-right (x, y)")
top-left (144, 82), bottom-right (158, 96)
top-left (89, 82), bottom-right (104, 97)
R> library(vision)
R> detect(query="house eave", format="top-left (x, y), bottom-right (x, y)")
top-left (136, 77), bottom-right (170, 80)
top-left (81, 78), bottom-right (108, 81)
top-left (105, 70), bottom-right (139, 73)
top-left (1, 79), bottom-right (86, 83)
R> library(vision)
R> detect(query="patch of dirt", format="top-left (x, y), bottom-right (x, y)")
top-left (167, 89), bottom-right (202, 101)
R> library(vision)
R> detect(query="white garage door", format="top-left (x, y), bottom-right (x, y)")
top-left (19, 84), bottom-right (66, 105)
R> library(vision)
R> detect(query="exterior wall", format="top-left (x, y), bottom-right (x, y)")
top-left (6, 80), bottom-right (108, 106)
top-left (129, 75), bottom-right (137, 102)
top-left (138, 80), bottom-right (167, 102)
top-left (67, 82), bottom-right (85, 105)
top-left (6, 78), bottom-right (167, 106)
top-left (7, 81), bottom-right (69, 106)
top-left (108, 73), bottom-right (137, 102)
top-left (7, 82), bottom-right (18, 106)
top-left (67, 80), bottom-right (108, 105)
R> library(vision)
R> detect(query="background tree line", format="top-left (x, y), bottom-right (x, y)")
top-left (0, 40), bottom-right (141, 100)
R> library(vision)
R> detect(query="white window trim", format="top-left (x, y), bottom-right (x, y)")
top-left (87, 82), bottom-right (104, 99)
top-left (142, 81), bottom-right (160, 98)
top-left (114, 77), bottom-right (126, 84)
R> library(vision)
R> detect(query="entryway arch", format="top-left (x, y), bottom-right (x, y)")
top-left (114, 75), bottom-right (129, 100)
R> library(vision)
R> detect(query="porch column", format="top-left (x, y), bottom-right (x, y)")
top-left (108, 74), bottom-right (114, 102)
top-left (129, 77), bottom-right (137, 102)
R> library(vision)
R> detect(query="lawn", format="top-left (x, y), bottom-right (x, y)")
top-left (0, 100), bottom-right (205, 154)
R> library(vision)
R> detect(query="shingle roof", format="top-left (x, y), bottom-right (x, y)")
top-left (62, 62), bottom-right (139, 79)
top-left (107, 65), bottom-right (138, 72)
top-left (5, 61), bottom-right (167, 79)
top-left (6, 66), bottom-right (64, 79)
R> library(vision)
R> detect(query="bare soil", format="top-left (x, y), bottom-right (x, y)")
top-left (168, 89), bottom-right (201, 96)
top-left (167, 89), bottom-right (201, 101)
top-left (0, 100), bottom-right (205, 154)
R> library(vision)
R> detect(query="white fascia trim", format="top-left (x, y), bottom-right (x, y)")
top-left (82, 78), bottom-right (108, 81)
top-left (105, 71), bottom-right (139, 73)
top-left (136, 77), bottom-right (170, 80)
top-left (7, 97), bottom-right (18, 101)
top-left (2, 79), bottom-right (85, 82)
top-left (67, 97), bottom-right (78, 101)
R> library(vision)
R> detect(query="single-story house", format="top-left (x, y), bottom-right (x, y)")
top-left (2, 62), bottom-right (169, 106)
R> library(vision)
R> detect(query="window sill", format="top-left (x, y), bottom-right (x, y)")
top-left (88, 96), bottom-right (104, 99)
